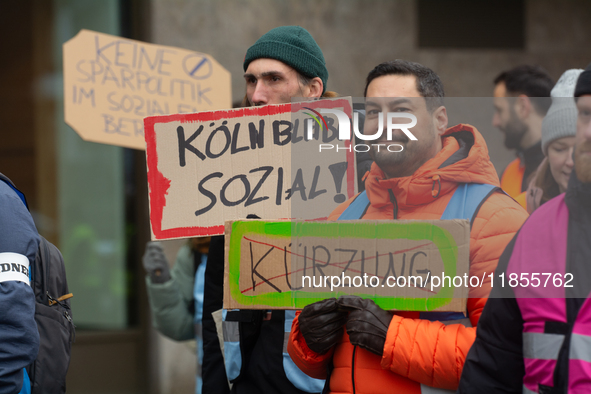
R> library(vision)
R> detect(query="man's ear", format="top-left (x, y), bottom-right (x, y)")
top-left (515, 94), bottom-right (532, 119)
top-left (433, 106), bottom-right (448, 135)
top-left (306, 77), bottom-right (324, 98)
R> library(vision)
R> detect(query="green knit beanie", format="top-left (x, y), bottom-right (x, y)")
top-left (243, 26), bottom-right (328, 94)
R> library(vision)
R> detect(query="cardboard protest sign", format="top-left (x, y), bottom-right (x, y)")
top-left (63, 29), bottom-right (231, 150)
top-left (145, 97), bottom-right (356, 239)
top-left (224, 219), bottom-right (470, 312)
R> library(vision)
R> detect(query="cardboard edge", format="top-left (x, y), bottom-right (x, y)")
top-left (223, 219), bottom-right (471, 312)
top-left (223, 221), bottom-right (233, 310)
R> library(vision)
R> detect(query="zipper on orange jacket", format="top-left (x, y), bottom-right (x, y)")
top-left (351, 345), bottom-right (357, 394)
top-left (388, 189), bottom-right (398, 219)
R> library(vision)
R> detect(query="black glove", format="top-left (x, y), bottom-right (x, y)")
top-left (337, 295), bottom-right (393, 356)
top-left (142, 241), bottom-right (171, 284)
top-left (299, 298), bottom-right (348, 354)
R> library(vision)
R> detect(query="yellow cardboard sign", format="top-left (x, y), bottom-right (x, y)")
top-left (63, 29), bottom-right (231, 150)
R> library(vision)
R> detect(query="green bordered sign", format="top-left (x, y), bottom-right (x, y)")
top-left (224, 219), bottom-right (470, 312)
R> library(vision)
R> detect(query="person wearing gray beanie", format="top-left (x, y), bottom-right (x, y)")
top-left (526, 69), bottom-right (583, 213)
top-left (541, 69), bottom-right (584, 154)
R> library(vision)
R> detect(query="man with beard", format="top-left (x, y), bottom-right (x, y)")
top-left (493, 65), bottom-right (554, 208)
top-left (458, 63), bottom-right (591, 394)
top-left (287, 60), bottom-right (528, 394)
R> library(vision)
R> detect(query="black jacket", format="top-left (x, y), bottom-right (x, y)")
top-left (202, 236), bottom-right (322, 394)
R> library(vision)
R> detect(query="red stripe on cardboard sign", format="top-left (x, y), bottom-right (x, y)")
top-left (144, 98), bottom-right (354, 239)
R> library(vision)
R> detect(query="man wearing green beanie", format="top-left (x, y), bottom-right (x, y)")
top-left (242, 25), bottom-right (334, 106)
top-left (201, 26), bottom-right (330, 394)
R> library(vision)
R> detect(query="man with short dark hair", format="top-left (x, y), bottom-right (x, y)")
top-left (458, 63), bottom-right (591, 394)
top-left (362, 61), bottom-right (445, 179)
top-left (493, 65), bottom-right (554, 208)
top-left (287, 60), bottom-right (528, 394)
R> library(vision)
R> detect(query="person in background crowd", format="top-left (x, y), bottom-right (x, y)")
top-left (0, 173), bottom-right (40, 394)
top-left (458, 62), bottom-right (591, 394)
top-left (527, 69), bottom-right (584, 213)
top-left (287, 60), bottom-right (528, 394)
top-left (143, 238), bottom-right (209, 394)
top-left (493, 65), bottom-right (554, 208)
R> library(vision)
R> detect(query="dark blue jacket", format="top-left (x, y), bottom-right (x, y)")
top-left (0, 176), bottom-right (40, 394)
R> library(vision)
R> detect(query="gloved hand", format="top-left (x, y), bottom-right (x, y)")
top-left (142, 241), bottom-right (171, 284)
top-left (337, 295), bottom-right (393, 356)
top-left (299, 298), bottom-right (348, 354)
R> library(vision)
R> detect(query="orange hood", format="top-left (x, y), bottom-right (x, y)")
top-left (364, 124), bottom-right (500, 211)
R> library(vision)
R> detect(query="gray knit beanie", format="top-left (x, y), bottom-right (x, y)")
top-left (541, 69), bottom-right (584, 154)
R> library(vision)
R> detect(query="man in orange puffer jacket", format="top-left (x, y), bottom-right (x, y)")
top-left (287, 60), bottom-right (529, 394)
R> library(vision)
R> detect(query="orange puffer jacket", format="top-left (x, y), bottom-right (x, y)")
top-left (288, 124), bottom-right (529, 394)
top-left (501, 157), bottom-right (527, 208)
